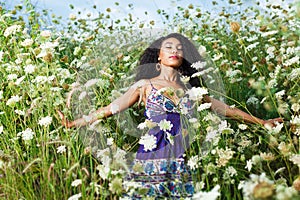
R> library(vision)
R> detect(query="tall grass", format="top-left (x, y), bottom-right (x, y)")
top-left (0, 0), bottom-right (299, 199)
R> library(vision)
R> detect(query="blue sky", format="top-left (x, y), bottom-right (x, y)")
top-left (6, 0), bottom-right (204, 19)
top-left (4, 0), bottom-right (295, 28)
top-left (6, 0), bottom-right (218, 27)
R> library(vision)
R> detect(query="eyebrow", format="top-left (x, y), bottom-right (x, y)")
top-left (163, 42), bottom-right (182, 46)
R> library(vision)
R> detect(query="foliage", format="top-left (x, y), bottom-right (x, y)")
top-left (0, 0), bottom-right (299, 199)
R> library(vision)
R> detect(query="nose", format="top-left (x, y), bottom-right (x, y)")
top-left (171, 49), bottom-right (177, 54)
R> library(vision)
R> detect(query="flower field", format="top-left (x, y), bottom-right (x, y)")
top-left (0, 0), bottom-right (300, 199)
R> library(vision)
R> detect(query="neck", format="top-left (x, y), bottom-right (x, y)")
top-left (158, 64), bottom-right (179, 82)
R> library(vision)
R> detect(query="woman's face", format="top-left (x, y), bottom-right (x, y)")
top-left (159, 37), bottom-right (183, 68)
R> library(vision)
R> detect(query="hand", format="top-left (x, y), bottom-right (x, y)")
top-left (263, 117), bottom-right (284, 128)
top-left (57, 110), bottom-right (73, 128)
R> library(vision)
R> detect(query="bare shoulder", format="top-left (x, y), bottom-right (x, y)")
top-left (130, 79), bottom-right (151, 90)
top-left (128, 79), bottom-right (152, 102)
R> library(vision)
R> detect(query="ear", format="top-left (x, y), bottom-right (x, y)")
top-left (158, 57), bottom-right (161, 61)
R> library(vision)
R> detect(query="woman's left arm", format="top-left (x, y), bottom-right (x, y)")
top-left (204, 96), bottom-right (283, 127)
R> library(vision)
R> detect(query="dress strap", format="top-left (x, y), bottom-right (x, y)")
top-left (149, 80), bottom-right (154, 89)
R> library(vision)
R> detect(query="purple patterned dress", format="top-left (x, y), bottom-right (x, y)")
top-left (127, 81), bottom-right (194, 199)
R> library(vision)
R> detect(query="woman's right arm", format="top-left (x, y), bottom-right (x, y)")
top-left (57, 104), bottom-right (113, 128)
top-left (57, 80), bottom-right (147, 128)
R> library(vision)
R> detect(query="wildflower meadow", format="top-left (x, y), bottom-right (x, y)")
top-left (0, 0), bottom-right (300, 199)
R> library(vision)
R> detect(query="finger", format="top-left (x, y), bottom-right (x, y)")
top-left (273, 117), bottom-right (284, 123)
top-left (277, 118), bottom-right (284, 122)
top-left (264, 122), bottom-right (273, 129)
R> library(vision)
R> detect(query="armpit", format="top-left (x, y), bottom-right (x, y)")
top-left (130, 79), bottom-right (148, 105)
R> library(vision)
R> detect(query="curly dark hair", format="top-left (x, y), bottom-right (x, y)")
top-left (135, 33), bottom-right (204, 87)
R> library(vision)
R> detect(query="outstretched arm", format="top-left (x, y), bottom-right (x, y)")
top-left (58, 80), bottom-right (145, 128)
top-left (204, 96), bottom-right (283, 127)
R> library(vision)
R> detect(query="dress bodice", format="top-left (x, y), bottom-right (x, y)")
top-left (136, 81), bottom-right (193, 160)
top-left (145, 83), bottom-right (193, 121)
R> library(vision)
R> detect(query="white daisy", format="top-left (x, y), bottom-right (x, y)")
top-left (187, 155), bottom-right (200, 170)
top-left (20, 38), bottom-right (34, 47)
top-left (57, 145), bottom-right (66, 154)
top-left (38, 116), bottom-right (52, 127)
top-left (158, 119), bottom-right (173, 132)
top-left (107, 137), bottom-right (114, 146)
top-left (71, 179), bottom-right (82, 187)
top-left (197, 103), bottom-right (212, 112)
top-left (6, 95), bottom-right (22, 106)
top-left (186, 87), bottom-right (208, 101)
top-left (18, 128), bottom-right (35, 141)
top-left (191, 61), bottom-right (207, 70)
top-left (245, 159), bottom-right (253, 172)
top-left (139, 134), bottom-right (157, 151)
top-left (192, 185), bottom-right (220, 200)
top-left (238, 124), bottom-right (248, 130)
top-left (67, 193), bottom-right (82, 200)
top-left (40, 30), bottom-right (51, 38)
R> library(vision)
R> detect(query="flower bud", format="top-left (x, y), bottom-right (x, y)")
top-left (253, 182), bottom-right (275, 199)
top-left (293, 176), bottom-right (300, 191)
top-left (230, 22), bottom-right (240, 33)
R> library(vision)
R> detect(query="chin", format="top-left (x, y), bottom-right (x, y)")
top-left (167, 62), bottom-right (181, 68)
top-left (171, 65), bottom-right (181, 69)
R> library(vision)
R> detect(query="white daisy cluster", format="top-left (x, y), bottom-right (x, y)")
top-left (38, 116), bottom-right (52, 127)
top-left (17, 128), bottom-right (35, 141)
top-left (192, 184), bottom-right (220, 200)
top-left (187, 155), bottom-right (201, 170)
top-left (138, 134), bottom-right (157, 152)
top-left (36, 41), bottom-right (59, 59)
top-left (137, 119), bottom-right (156, 130)
top-left (186, 87), bottom-right (208, 102)
top-left (238, 173), bottom-right (298, 200)
top-left (158, 119), bottom-right (173, 132)
top-left (95, 146), bottom-right (127, 180)
top-left (4, 24), bottom-right (22, 37)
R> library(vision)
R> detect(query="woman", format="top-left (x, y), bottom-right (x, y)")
top-left (58, 33), bottom-right (282, 198)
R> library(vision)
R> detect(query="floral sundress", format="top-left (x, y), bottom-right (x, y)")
top-left (126, 81), bottom-right (195, 199)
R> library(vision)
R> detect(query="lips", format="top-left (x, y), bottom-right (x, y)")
top-left (169, 55), bottom-right (179, 59)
